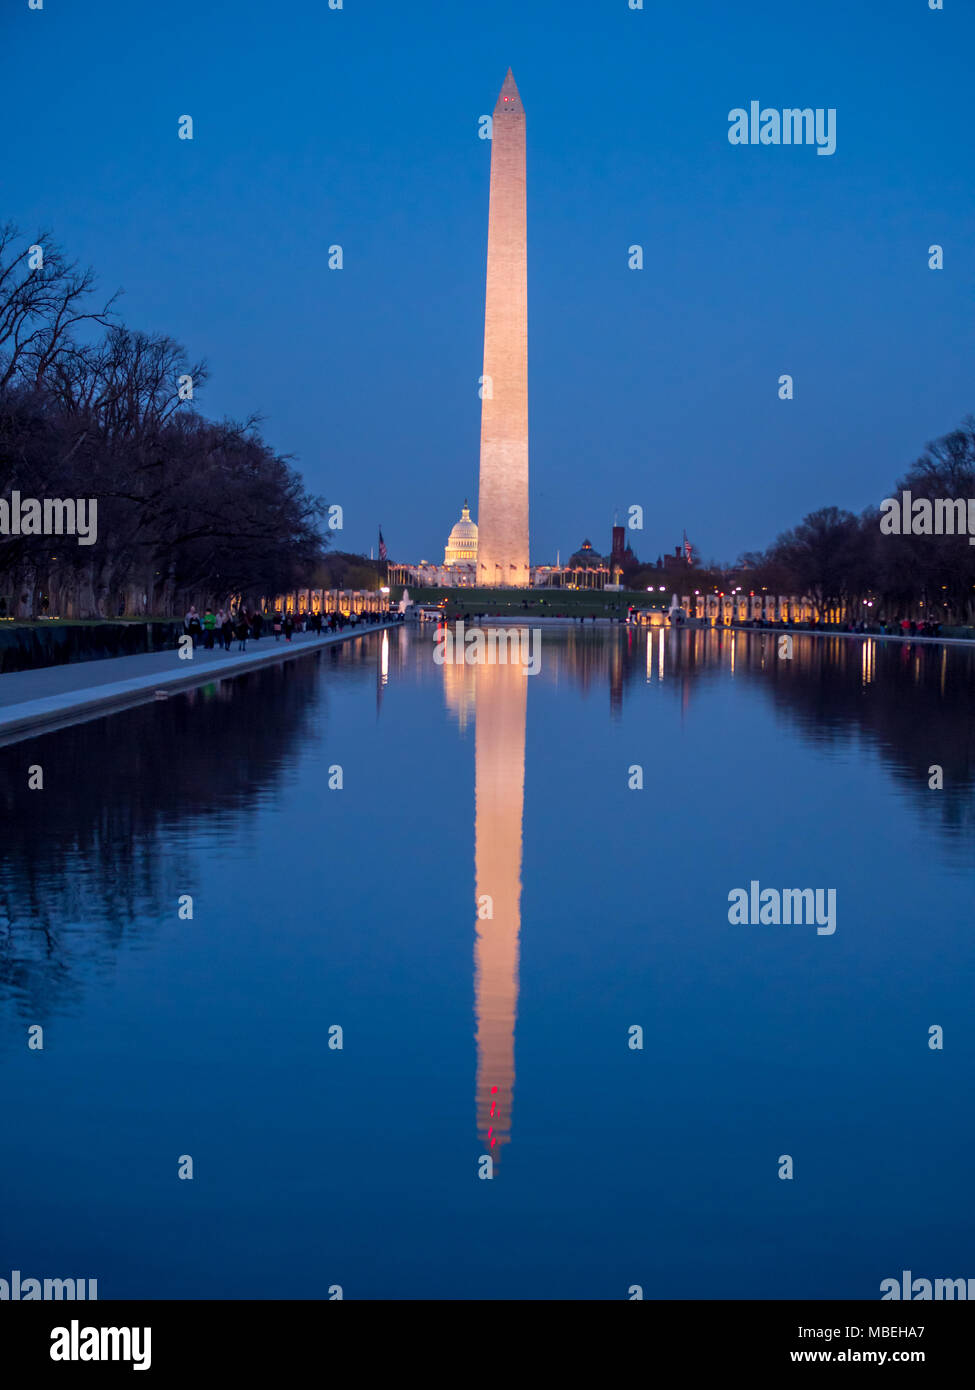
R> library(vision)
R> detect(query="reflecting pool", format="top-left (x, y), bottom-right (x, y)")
top-left (1, 625), bottom-right (972, 1298)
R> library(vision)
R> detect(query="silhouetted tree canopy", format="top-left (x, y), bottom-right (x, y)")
top-left (0, 224), bottom-right (326, 617)
top-left (730, 418), bottom-right (975, 623)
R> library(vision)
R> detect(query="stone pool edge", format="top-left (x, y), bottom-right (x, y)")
top-left (0, 621), bottom-right (397, 747)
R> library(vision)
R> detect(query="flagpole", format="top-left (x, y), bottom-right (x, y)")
top-left (377, 526), bottom-right (388, 598)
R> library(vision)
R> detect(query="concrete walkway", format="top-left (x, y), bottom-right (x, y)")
top-left (0, 621), bottom-right (396, 745)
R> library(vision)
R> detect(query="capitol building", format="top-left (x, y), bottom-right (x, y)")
top-left (388, 501), bottom-right (479, 589)
top-left (385, 502), bottom-right (616, 592)
top-left (444, 501), bottom-right (478, 567)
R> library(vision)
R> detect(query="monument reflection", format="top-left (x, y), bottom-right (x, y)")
top-left (440, 620), bottom-right (975, 1167)
top-left (473, 656), bottom-right (526, 1163)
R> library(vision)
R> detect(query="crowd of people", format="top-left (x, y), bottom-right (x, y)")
top-left (893, 617), bottom-right (942, 638)
top-left (181, 605), bottom-right (385, 652)
top-left (740, 615), bottom-right (944, 638)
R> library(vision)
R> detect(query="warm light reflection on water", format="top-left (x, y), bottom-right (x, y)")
top-left (472, 658), bottom-right (525, 1162)
top-left (0, 625), bottom-right (973, 1299)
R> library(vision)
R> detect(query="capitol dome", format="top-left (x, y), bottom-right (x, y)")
top-left (444, 501), bottom-right (478, 564)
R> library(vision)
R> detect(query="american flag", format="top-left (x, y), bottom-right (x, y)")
top-left (378, 528), bottom-right (388, 561)
top-left (683, 530), bottom-right (693, 564)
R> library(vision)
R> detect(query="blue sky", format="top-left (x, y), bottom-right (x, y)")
top-left (4, 0), bottom-right (973, 565)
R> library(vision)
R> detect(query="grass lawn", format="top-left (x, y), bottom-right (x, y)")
top-left (390, 585), bottom-right (674, 618)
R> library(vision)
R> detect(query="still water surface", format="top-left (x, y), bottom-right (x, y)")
top-left (1, 626), bottom-right (972, 1298)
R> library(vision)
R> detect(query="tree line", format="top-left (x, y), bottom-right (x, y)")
top-left (0, 224), bottom-right (327, 619)
top-left (622, 416), bottom-right (975, 626)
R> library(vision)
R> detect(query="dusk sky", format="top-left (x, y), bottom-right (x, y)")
top-left (5, 0), bottom-right (973, 565)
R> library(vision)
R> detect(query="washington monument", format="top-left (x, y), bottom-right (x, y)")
top-left (476, 69), bottom-right (530, 587)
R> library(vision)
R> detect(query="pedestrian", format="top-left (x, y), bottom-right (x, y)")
top-left (283, 612), bottom-right (294, 642)
top-left (184, 605), bottom-right (203, 645)
top-left (203, 607), bottom-right (216, 650)
top-left (235, 610), bottom-right (249, 651)
top-left (273, 611), bottom-right (282, 641)
top-left (220, 609), bottom-right (234, 651)
top-left (251, 610), bottom-right (264, 641)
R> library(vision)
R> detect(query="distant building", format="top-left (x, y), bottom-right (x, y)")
top-left (662, 544), bottom-right (691, 573)
top-left (444, 501), bottom-right (478, 565)
top-left (388, 517), bottom-right (616, 591)
top-left (536, 537), bottom-right (610, 589)
top-left (387, 501), bottom-right (478, 588)
top-left (568, 538), bottom-right (604, 566)
top-left (610, 525), bottom-right (626, 583)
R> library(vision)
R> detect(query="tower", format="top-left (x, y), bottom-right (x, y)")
top-left (476, 70), bottom-right (530, 588)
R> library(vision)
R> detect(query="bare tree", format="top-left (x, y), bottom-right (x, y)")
top-left (0, 223), bottom-right (119, 392)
